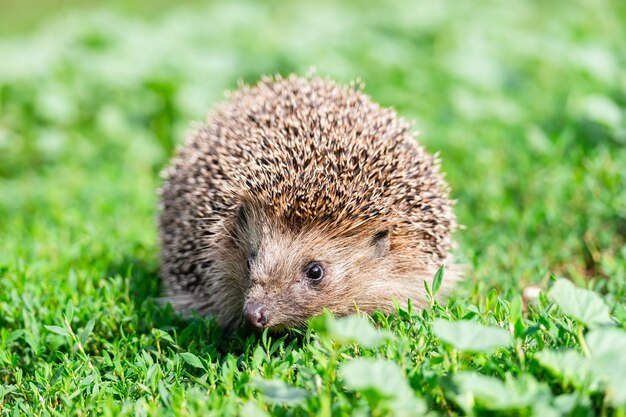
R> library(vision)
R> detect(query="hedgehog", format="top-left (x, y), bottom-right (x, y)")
top-left (158, 75), bottom-right (460, 332)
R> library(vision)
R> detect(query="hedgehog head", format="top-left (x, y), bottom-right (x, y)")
top-left (231, 200), bottom-right (433, 330)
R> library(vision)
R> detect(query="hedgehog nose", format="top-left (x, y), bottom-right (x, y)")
top-left (244, 303), bottom-right (269, 328)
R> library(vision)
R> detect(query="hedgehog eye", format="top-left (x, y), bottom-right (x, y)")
top-left (304, 262), bottom-right (324, 283)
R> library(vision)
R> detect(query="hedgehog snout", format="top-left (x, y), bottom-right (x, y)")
top-left (244, 302), bottom-right (270, 328)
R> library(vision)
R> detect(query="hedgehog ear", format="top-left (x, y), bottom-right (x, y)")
top-left (235, 204), bottom-right (248, 230)
top-left (370, 229), bottom-right (391, 258)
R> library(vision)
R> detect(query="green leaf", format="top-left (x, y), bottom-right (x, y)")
top-left (64, 300), bottom-right (74, 323)
top-left (152, 328), bottom-right (175, 345)
top-left (534, 349), bottom-right (600, 390)
top-left (252, 378), bottom-right (309, 405)
top-left (339, 358), bottom-right (427, 416)
top-left (50, 365), bottom-right (66, 385)
top-left (551, 393), bottom-right (591, 416)
top-left (432, 319), bottom-right (513, 353)
top-left (389, 399), bottom-right (428, 417)
top-left (579, 95), bottom-right (622, 128)
top-left (585, 328), bottom-right (626, 357)
top-left (240, 401), bottom-right (270, 417)
top-left (79, 318), bottom-right (96, 346)
top-left (449, 373), bottom-right (552, 412)
top-left (6, 329), bottom-right (24, 343)
top-left (432, 265), bottom-right (444, 295)
top-left (449, 372), bottom-right (509, 410)
top-left (548, 278), bottom-right (613, 328)
top-left (80, 373), bottom-right (96, 386)
top-left (339, 358), bottom-right (412, 399)
top-left (44, 325), bottom-right (70, 337)
top-left (535, 330), bottom-right (626, 408)
top-left (314, 313), bottom-right (394, 349)
top-left (588, 352), bottom-right (626, 407)
top-left (585, 328), bottom-right (626, 406)
top-left (179, 352), bottom-right (205, 370)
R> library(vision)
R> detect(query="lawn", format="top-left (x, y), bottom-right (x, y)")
top-left (0, 0), bottom-right (625, 415)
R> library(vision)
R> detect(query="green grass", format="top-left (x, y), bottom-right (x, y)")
top-left (1, 0), bottom-right (625, 415)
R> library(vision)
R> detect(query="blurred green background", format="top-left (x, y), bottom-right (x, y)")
top-left (0, 0), bottom-right (204, 35)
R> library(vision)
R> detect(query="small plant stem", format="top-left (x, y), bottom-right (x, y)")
top-left (577, 326), bottom-right (591, 358)
top-left (452, 349), bottom-right (459, 372)
top-left (65, 317), bottom-right (95, 371)
top-left (320, 344), bottom-right (338, 417)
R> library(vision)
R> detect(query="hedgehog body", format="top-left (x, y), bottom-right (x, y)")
top-left (158, 75), bottom-right (459, 331)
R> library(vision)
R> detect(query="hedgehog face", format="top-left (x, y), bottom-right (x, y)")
top-left (236, 208), bottom-right (396, 329)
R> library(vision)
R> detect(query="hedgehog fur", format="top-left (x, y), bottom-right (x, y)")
top-left (158, 75), bottom-right (459, 331)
